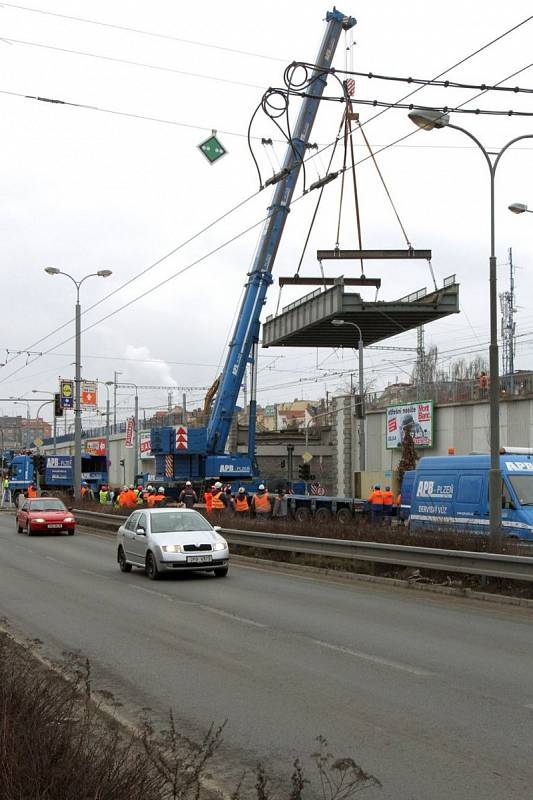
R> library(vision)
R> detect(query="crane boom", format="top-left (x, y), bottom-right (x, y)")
top-left (206, 8), bottom-right (356, 455)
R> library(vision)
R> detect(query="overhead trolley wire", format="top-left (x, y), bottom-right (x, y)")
top-left (2, 15), bottom-right (532, 387)
top-left (1, 37), bottom-right (265, 91)
top-left (0, 1), bottom-right (288, 63)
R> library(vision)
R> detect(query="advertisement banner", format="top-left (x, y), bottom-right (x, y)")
top-left (139, 430), bottom-right (152, 458)
top-left (85, 437), bottom-right (106, 456)
top-left (125, 417), bottom-right (135, 448)
top-left (59, 379), bottom-right (74, 409)
top-left (81, 381), bottom-right (97, 407)
top-left (386, 401), bottom-right (434, 449)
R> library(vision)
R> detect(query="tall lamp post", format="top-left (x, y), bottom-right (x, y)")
top-left (44, 267), bottom-right (112, 499)
top-left (11, 400), bottom-right (30, 448)
top-left (31, 390), bottom-right (57, 454)
top-left (118, 382), bottom-right (139, 484)
top-left (330, 319), bottom-right (365, 473)
top-left (408, 109), bottom-right (533, 541)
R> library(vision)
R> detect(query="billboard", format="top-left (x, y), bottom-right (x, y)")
top-left (139, 430), bottom-right (152, 458)
top-left (386, 401), bottom-right (434, 449)
top-left (85, 437), bottom-right (106, 456)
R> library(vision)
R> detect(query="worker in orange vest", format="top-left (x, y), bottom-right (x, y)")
top-left (252, 484), bottom-right (271, 518)
top-left (382, 485), bottom-right (394, 524)
top-left (27, 484), bottom-right (38, 498)
top-left (204, 486), bottom-right (213, 513)
top-left (146, 488), bottom-right (157, 508)
top-left (153, 487), bottom-right (166, 506)
top-left (368, 484), bottom-right (384, 524)
top-left (211, 482), bottom-right (228, 519)
top-left (234, 487), bottom-right (250, 515)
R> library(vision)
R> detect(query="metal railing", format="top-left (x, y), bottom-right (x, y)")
top-left (366, 372), bottom-right (533, 410)
top-left (72, 509), bottom-right (533, 583)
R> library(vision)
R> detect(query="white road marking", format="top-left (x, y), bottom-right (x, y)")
top-left (80, 569), bottom-right (108, 579)
top-left (313, 639), bottom-right (433, 676)
top-left (199, 605), bottom-right (267, 628)
top-left (44, 555), bottom-right (65, 564)
top-left (524, 703), bottom-right (533, 710)
top-left (128, 585), bottom-right (173, 601)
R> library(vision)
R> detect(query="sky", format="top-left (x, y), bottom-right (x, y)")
top-left (1, 0), bottom-right (533, 428)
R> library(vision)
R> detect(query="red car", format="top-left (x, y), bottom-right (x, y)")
top-left (16, 498), bottom-right (76, 536)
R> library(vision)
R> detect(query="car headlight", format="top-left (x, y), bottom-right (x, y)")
top-left (64, 517), bottom-right (74, 523)
top-left (161, 544), bottom-right (183, 553)
top-left (213, 540), bottom-right (228, 551)
top-left (33, 518), bottom-right (46, 523)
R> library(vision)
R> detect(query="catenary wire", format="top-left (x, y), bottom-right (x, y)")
top-left (2, 18), bottom-right (531, 387)
top-left (2, 37), bottom-right (265, 91)
top-left (0, 2), bottom-right (288, 63)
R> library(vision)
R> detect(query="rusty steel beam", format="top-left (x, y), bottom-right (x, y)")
top-left (316, 249), bottom-right (432, 260)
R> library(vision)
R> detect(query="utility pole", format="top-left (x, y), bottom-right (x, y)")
top-left (167, 392), bottom-right (173, 425)
top-left (416, 326), bottom-right (425, 400)
top-left (182, 393), bottom-right (187, 424)
top-left (500, 247), bottom-right (516, 393)
top-left (113, 371), bottom-right (122, 430)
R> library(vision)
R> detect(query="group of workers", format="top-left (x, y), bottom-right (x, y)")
top-left (367, 484), bottom-right (401, 524)
top-left (204, 482), bottom-right (288, 519)
top-left (94, 481), bottom-right (286, 518)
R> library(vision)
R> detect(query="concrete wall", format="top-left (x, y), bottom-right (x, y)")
top-left (364, 397), bottom-right (533, 472)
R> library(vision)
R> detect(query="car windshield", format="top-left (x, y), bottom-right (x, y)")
top-left (30, 500), bottom-right (66, 512)
top-left (150, 511), bottom-right (213, 533)
top-left (509, 475), bottom-right (533, 506)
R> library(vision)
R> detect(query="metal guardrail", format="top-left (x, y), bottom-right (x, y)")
top-left (73, 509), bottom-right (533, 583)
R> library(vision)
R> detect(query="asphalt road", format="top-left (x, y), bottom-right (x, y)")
top-left (0, 512), bottom-right (532, 800)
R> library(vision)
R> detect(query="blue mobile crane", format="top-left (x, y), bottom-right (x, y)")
top-left (147, 9), bottom-right (357, 491)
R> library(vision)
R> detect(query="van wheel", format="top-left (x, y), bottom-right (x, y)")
top-left (294, 506), bottom-right (310, 523)
top-left (336, 508), bottom-right (352, 525)
top-left (146, 552), bottom-right (159, 580)
top-left (118, 547), bottom-right (132, 572)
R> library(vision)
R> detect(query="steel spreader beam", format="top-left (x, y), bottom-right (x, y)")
top-left (317, 249), bottom-right (432, 260)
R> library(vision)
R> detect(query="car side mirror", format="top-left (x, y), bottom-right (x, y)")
top-left (136, 526), bottom-right (146, 535)
top-left (67, 507), bottom-right (73, 511)
top-left (509, 500), bottom-right (516, 511)
top-left (213, 525), bottom-right (221, 532)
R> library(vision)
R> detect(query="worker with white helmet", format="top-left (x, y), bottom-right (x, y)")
top-left (179, 480), bottom-right (198, 509)
top-left (251, 484), bottom-right (271, 518)
top-left (211, 481), bottom-right (228, 516)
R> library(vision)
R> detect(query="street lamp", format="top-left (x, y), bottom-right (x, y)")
top-left (118, 382), bottom-right (139, 484)
top-left (330, 319), bottom-right (365, 472)
top-left (31, 390), bottom-right (57, 454)
top-left (44, 267), bottom-right (113, 499)
top-left (11, 400), bottom-right (30, 448)
top-left (508, 202), bottom-right (532, 215)
top-left (408, 108), bottom-right (533, 541)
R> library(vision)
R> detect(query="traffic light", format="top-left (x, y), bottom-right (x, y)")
top-left (298, 463), bottom-right (311, 480)
top-left (119, 459), bottom-right (125, 467)
top-left (38, 455), bottom-right (46, 474)
top-left (54, 393), bottom-right (63, 417)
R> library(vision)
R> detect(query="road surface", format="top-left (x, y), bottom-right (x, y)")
top-left (0, 512), bottom-right (532, 799)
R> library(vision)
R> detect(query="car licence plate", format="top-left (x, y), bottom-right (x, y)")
top-left (186, 555), bottom-right (212, 563)
top-left (48, 523), bottom-right (62, 529)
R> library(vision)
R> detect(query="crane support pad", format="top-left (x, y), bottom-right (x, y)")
top-left (317, 249), bottom-right (432, 260)
top-left (262, 279), bottom-right (459, 348)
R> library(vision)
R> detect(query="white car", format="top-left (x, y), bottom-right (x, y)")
top-left (116, 508), bottom-right (229, 580)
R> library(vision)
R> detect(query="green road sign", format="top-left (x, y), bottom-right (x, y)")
top-left (198, 134), bottom-right (227, 164)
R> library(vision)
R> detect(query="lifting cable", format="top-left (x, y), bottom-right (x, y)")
top-left (293, 114), bottom-right (344, 279)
